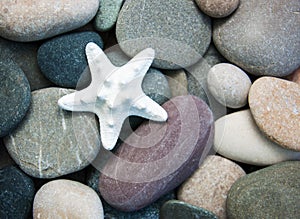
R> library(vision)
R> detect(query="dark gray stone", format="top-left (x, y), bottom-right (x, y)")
top-left (0, 59), bottom-right (31, 137)
top-left (160, 200), bottom-right (218, 219)
top-left (37, 31), bottom-right (103, 88)
top-left (213, 0), bottom-right (300, 77)
top-left (116, 0), bottom-right (211, 69)
top-left (0, 166), bottom-right (35, 219)
top-left (227, 161), bottom-right (300, 218)
top-left (98, 95), bottom-right (214, 212)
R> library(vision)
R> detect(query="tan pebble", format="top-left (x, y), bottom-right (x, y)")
top-left (163, 69), bottom-right (188, 97)
top-left (195, 0), bottom-right (240, 18)
top-left (286, 67), bottom-right (300, 85)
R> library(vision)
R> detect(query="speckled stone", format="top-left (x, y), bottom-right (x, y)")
top-left (207, 63), bottom-right (252, 108)
top-left (0, 0), bottom-right (99, 42)
top-left (94, 0), bottom-right (124, 32)
top-left (99, 95), bottom-right (214, 212)
top-left (177, 155), bottom-right (245, 219)
top-left (227, 161), bottom-right (300, 218)
top-left (160, 200), bottom-right (218, 219)
top-left (213, 0), bottom-right (300, 76)
top-left (163, 69), bottom-right (188, 97)
top-left (286, 66), bottom-right (300, 85)
top-left (214, 110), bottom-right (300, 166)
top-left (0, 166), bottom-right (35, 219)
top-left (196, 0), bottom-right (239, 18)
top-left (4, 88), bottom-right (100, 178)
top-left (33, 179), bottom-right (104, 219)
top-left (116, 0), bottom-right (211, 69)
top-left (0, 37), bottom-right (53, 90)
top-left (37, 31), bottom-right (103, 88)
top-left (249, 77), bottom-right (300, 151)
top-left (0, 59), bottom-right (31, 137)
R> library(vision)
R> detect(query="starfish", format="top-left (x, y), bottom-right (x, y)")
top-left (58, 43), bottom-right (168, 150)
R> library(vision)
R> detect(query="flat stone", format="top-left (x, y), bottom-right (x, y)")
top-left (214, 110), bottom-right (300, 165)
top-left (177, 155), bottom-right (245, 219)
top-left (4, 88), bottom-right (100, 178)
top-left (249, 77), bottom-right (300, 151)
top-left (94, 0), bottom-right (124, 32)
top-left (286, 66), bottom-right (300, 85)
top-left (207, 63), bottom-right (252, 108)
top-left (0, 37), bottom-right (53, 91)
top-left (160, 200), bottom-right (218, 219)
top-left (116, 0), bottom-right (211, 69)
top-left (213, 0), bottom-right (300, 76)
top-left (33, 179), bottom-right (104, 219)
top-left (0, 0), bottom-right (99, 42)
top-left (227, 161), bottom-right (300, 218)
top-left (0, 59), bottom-right (31, 137)
top-left (0, 166), bottom-right (35, 219)
top-left (37, 31), bottom-right (103, 88)
top-left (195, 0), bottom-right (240, 18)
top-left (163, 69), bottom-right (188, 97)
top-left (98, 95), bottom-right (214, 212)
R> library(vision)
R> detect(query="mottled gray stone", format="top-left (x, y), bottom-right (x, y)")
top-left (0, 59), bottom-right (31, 137)
top-left (227, 161), bottom-right (300, 218)
top-left (116, 0), bottom-right (211, 69)
top-left (160, 200), bottom-right (218, 219)
top-left (4, 88), bottom-right (100, 178)
top-left (213, 0), bottom-right (300, 76)
top-left (196, 0), bottom-right (239, 18)
top-left (99, 95), bottom-right (214, 212)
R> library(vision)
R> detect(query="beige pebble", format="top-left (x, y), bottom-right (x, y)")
top-left (195, 0), bottom-right (240, 18)
top-left (163, 69), bottom-right (188, 97)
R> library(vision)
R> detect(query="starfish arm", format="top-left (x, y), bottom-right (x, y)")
top-left (58, 91), bottom-right (96, 112)
top-left (130, 95), bottom-right (168, 122)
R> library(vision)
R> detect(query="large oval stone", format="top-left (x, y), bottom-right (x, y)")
top-left (227, 161), bottom-right (300, 218)
top-left (249, 77), bottom-right (300, 151)
top-left (213, 0), bottom-right (300, 76)
top-left (0, 0), bottom-right (99, 42)
top-left (98, 95), bottom-right (214, 212)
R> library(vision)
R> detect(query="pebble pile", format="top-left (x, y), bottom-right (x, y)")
top-left (0, 0), bottom-right (299, 218)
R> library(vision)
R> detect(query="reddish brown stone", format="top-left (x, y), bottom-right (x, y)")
top-left (286, 67), bottom-right (300, 85)
top-left (98, 95), bottom-right (214, 212)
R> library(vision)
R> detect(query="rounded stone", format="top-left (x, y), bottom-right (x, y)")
top-left (249, 77), bottom-right (300, 151)
top-left (0, 166), bottom-right (35, 219)
top-left (116, 0), bottom-right (211, 69)
top-left (195, 0), bottom-right (239, 18)
top-left (214, 110), bottom-right (300, 166)
top-left (33, 179), bottom-right (104, 219)
top-left (163, 69), bottom-right (188, 97)
top-left (38, 31), bottom-right (103, 88)
top-left (99, 95), bottom-right (214, 212)
top-left (177, 155), bottom-right (245, 219)
top-left (0, 0), bottom-right (99, 42)
top-left (0, 59), bottom-right (31, 137)
top-left (227, 161), bottom-right (300, 218)
top-left (207, 63), bottom-right (252, 108)
top-left (160, 200), bottom-right (218, 219)
top-left (213, 0), bottom-right (300, 76)
top-left (4, 88), bottom-right (100, 178)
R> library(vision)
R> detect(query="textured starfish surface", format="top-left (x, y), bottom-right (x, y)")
top-left (58, 42), bottom-right (168, 150)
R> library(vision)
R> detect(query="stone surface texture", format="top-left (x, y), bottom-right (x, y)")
top-left (164, 69), bottom-right (188, 97)
top-left (196, 0), bottom-right (240, 18)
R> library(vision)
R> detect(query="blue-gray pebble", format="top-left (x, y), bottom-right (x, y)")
top-left (37, 31), bottom-right (103, 88)
top-left (0, 59), bottom-right (31, 137)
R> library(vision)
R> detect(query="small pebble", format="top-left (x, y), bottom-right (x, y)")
top-left (207, 63), bottom-right (252, 108)
top-left (33, 179), bottom-right (104, 219)
top-left (163, 69), bottom-right (188, 97)
top-left (195, 0), bottom-right (240, 18)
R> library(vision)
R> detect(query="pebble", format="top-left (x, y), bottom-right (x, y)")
top-left (227, 161), bottom-right (300, 218)
top-left (195, 0), bottom-right (240, 18)
top-left (3, 88), bottom-right (100, 178)
top-left (116, 0), bottom-right (211, 69)
top-left (163, 69), bottom-right (188, 97)
top-left (0, 166), bottom-right (35, 219)
top-left (160, 200), bottom-right (218, 219)
top-left (249, 77), bottom-right (300, 151)
top-left (207, 63), bottom-right (252, 108)
top-left (37, 31), bottom-right (103, 88)
top-left (33, 179), bottom-right (104, 219)
top-left (177, 155), bottom-right (245, 219)
top-left (0, 0), bottom-right (99, 42)
top-left (0, 37), bottom-right (53, 91)
top-left (214, 110), bottom-right (300, 165)
top-left (213, 0), bottom-right (300, 76)
top-left (94, 0), bottom-right (124, 32)
top-left (99, 95), bottom-right (214, 212)
top-left (286, 66), bottom-right (300, 85)
top-left (0, 59), bottom-right (31, 137)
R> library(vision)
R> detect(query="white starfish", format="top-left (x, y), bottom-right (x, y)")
top-left (58, 42), bottom-right (168, 150)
